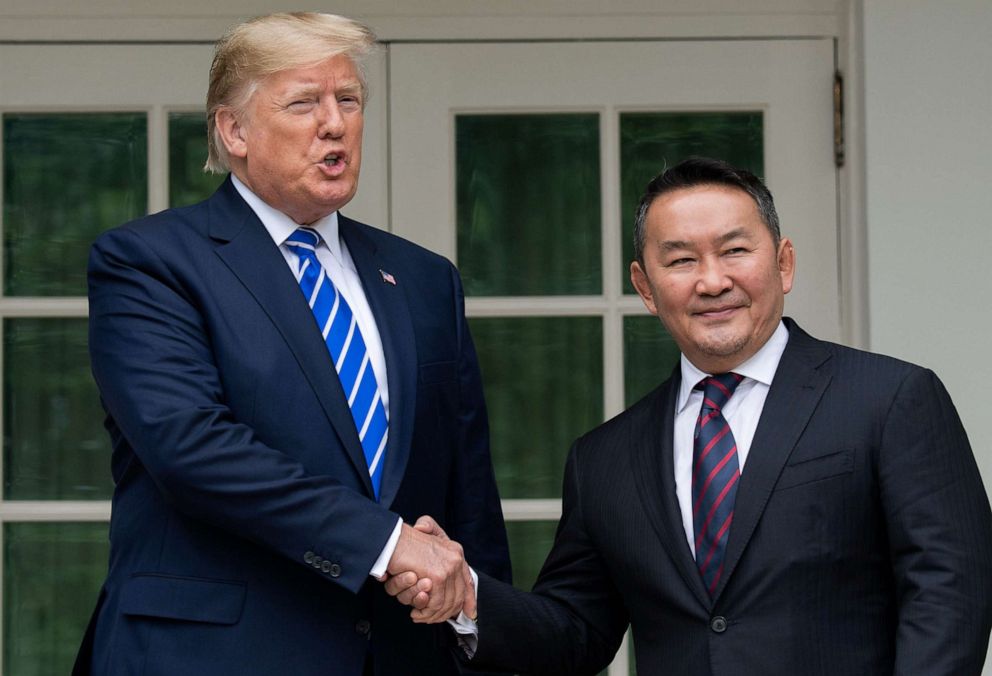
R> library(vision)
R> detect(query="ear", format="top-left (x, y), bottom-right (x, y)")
top-left (630, 261), bottom-right (660, 316)
top-left (214, 107), bottom-right (249, 160)
top-left (777, 237), bottom-right (796, 295)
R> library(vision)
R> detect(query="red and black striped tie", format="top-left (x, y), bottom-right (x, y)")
top-left (691, 372), bottom-right (744, 597)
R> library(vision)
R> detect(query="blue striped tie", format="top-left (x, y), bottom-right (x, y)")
top-left (284, 228), bottom-right (388, 500)
top-left (692, 372), bottom-right (744, 597)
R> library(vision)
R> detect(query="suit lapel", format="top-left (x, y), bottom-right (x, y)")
top-left (631, 370), bottom-right (713, 610)
top-left (712, 320), bottom-right (833, 602)
top-left (339, 215), bottom-right (417, 509)
top-left (208, 180), bottom-right (374, 497)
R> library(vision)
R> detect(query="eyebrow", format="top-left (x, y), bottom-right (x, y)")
top-left (660, 239), bottom-right (692, 252)
top-left (282, 81), bottom-right (363, 98)
top-left (282, 84), bottom-right (320, 98)
top-left (659, 227), bottom-right (751, 251)
top-left (716, 228), bottom-right (751, 244)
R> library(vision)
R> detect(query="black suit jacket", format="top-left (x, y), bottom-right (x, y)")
top-left (75, 178), bottom-right (510, 675)
top-left (471, 319), bottom-right (992, 675)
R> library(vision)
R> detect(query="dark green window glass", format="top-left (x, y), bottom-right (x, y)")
top-left (4, 522), bottom-right (108, 676)
top-left (4, 318), bottom-right (110, 500)
top-left (2, 113), bottom-right (147, 296)
top-left (620, 112), bottom-right (763, 293)
top-left (471, 316), bottom-right (602, 498)
top-left (624, 315), bottom-right (682, 407)
top-left (505, 519), bottom-right (558, 592)
top-left (456, 114), bottom-right (601, 296)
top-left (169, 112), bottom-right (224, 207)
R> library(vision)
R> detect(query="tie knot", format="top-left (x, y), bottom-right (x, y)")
top-left (696, 372), bottom-right (744, 412)
top-left (285, 227), bottom-right (321, 256)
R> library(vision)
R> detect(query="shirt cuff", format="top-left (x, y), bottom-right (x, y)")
top-left (447, 567), bottom-right (480, 657)
top-left (369, 517), bottom-right (403, 579)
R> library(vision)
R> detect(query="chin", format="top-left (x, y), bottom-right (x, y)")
top-left (317, 189), bottom-right (356, 210)
top-left (697, 335), bottom-right (750, 360)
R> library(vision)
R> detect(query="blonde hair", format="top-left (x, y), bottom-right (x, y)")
top-left (204, 12), bottom-right (377, 173)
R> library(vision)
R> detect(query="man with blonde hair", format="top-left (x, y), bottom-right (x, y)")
top-left (74, 12), bottom-right (510, 676)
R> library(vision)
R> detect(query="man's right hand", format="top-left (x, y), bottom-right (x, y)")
top-left (386, 516), bottom-right (475, 623)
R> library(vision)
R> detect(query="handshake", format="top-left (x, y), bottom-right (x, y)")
top-left (381, 516), bottom-right (476, 624)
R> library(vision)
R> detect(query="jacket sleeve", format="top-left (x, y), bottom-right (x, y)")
top-left (468, 443), bottom-right (628, 675)
top-left (88, 226), bottom-right (399, 593)
top-left (880, 368), bottom-right (992, 675)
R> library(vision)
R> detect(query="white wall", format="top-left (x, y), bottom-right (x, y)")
top-left (863, 6), bottom-right (992, 668)
top-left (864, 1), bottom-right (992, 489)
top-left (0, 0), bottom-right (843, 41)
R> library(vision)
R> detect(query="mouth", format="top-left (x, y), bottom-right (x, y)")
top-left (692, 304), bottom-right (742, 320)
top-left (318, 152), bottom-right (348, 177)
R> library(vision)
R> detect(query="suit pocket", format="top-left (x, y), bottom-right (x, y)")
top-left (775, 449), bottom-right (854, 491)
top-left (120, 574), bottom-right (246, 625)
top-left (419, 360), bottom-right (457, 385)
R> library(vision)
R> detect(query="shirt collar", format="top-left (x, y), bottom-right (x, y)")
top-left (676, 320), bottom-right (790, 414)
top-left (230, 174), bottom-right (341, 259)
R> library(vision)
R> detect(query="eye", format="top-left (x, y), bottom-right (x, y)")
top-left (338, 95), bottom-right (362, 110)
top-left (287, 98), bottom-right (316, 111)
top-left (724, 247), bottom-right (749, 256)
top-left (665, 256), bottom-right (695, 268)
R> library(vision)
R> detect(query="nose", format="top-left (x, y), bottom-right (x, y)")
top-left (695, 257), bottom-right (733, 296)
top-left (317, 99), bottom-right (346, 139)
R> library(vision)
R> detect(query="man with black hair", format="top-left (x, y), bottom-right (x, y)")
top-left (392, 157), bottom-right (992, 675)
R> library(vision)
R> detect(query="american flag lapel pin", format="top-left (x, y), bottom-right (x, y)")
top-left (379, 269), bottom-right (397, 285)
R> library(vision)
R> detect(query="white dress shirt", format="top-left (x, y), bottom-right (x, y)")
top-left (230, 175), bottom-right (402, 578)
top-left (674, 321), bottom-right (789, 555)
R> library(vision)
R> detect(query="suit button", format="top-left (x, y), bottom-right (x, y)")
top-left (710, 616), bottom-right (728, 633)
top-left (329, 563), bottom-right (342, 578)
top-left (312, 555), bottom-right (323, 568)
top-left (355, 619), bottom-right (371, 636)
top-left (321, 560), bottom-right (332, 573)
top-left (304, 551), bottom-right (315, 564)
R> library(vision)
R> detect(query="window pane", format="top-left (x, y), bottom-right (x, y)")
top-left (457, 114), bottom-right (601, 296)
top-left (169, 112), bottom-right (224, 207)
top-left (471, 316), bottom-right (602, 498)
top-left (624, 315), bottom-right (681, 407)
top-left (505, 519), bottom-right (557, 592)
top-left (620, 111), bottom-right (763, 293)
top-left (4, 318), bottom-right (110, 499)
top-left (4, 522), bottom-right (107, 676)
top-left (3, 113), bottom-right (147, 296)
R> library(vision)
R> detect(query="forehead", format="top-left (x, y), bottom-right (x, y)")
top-left (645, 185), bottom-right (765, 242)
top-left (260, 54), bottom-right (361, 92)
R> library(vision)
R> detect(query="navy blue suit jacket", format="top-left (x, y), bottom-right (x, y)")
top-left (469, 319), bottom-right (992, 675)
top-left (76, 178), bottom-right (510, 675)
